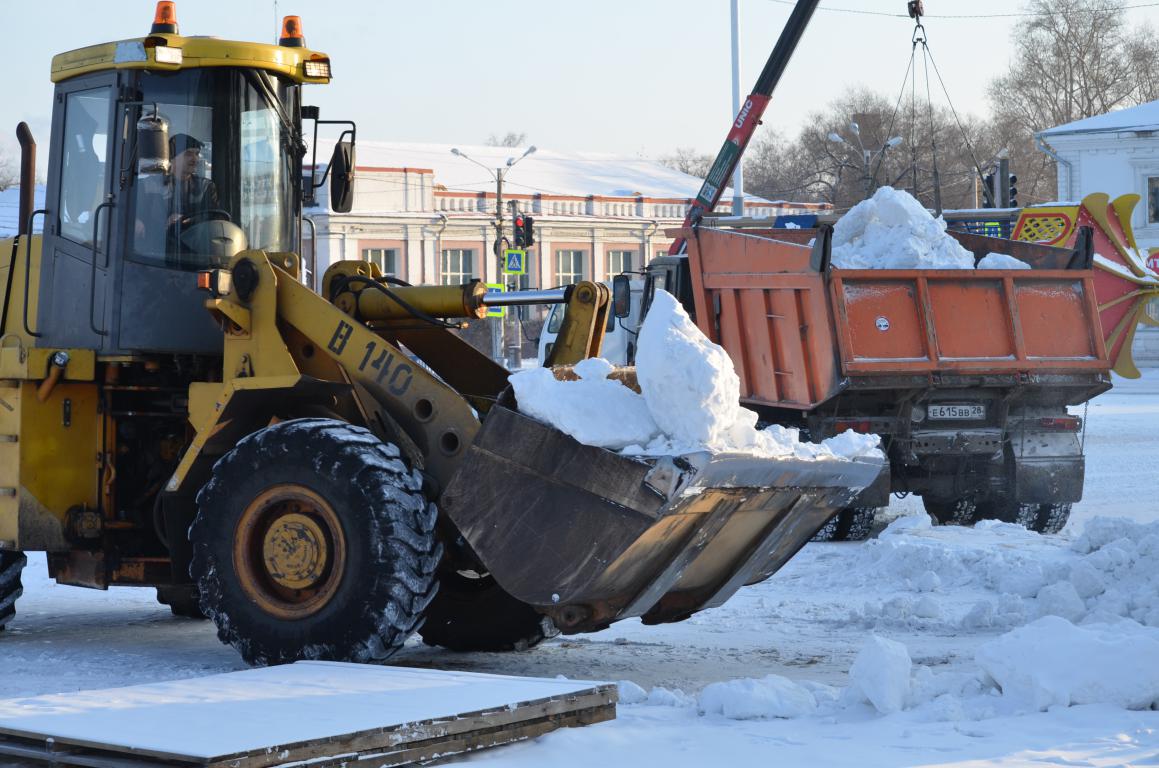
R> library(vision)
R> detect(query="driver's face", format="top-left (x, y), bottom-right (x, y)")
top-left (173, 148), bottom-right (200, 179)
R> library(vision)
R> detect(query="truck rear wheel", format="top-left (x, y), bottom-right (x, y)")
top-left (810, 507), bottom-right (878, 542)
top-left (922, 498), bottom-right (979, 526)
top-left (419, 570), bottom-right (557, 652)
top-left (190, 419), bottom-right (440, 666)
top-left (0, 551), bottom-right (26, 631)
top-left (977, 500), bottom-right (1072, 535)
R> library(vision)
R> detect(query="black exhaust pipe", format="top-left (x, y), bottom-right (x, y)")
top-left (16, 122), bottom-right (35, 236)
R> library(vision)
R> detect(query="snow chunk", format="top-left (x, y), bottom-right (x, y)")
top-left (848, 635), bottom-right (912, 714)
top-left (508, 366), bottom-right (658, 450)
top-left (512, 289), bottom-right (883, 462)
top-left (1036, 581), bottom-right (1086, 623)
top-left (635, 289), bottom-right (748, 448)
top-left (977, 252), bottom-right (1030, 269)
top-left (831, 187), bottom-right (974, 270)
top-left (698, 675), bottom-right (817, 720)
top-left (976, 616), bottom-right (1159, 711)
top-left (616, 680), bottom-right (648, 705)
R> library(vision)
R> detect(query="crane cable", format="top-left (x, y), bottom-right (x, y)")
top-left (870, 1), bottom-right (995, 212)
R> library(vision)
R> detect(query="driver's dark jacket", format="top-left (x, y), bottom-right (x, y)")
top-left (171, 174), bottom-right (220, 218)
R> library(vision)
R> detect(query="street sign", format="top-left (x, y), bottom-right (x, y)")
top-left (503, 249), bottom-right (527, 275)
top-left (485, 283), bottom-right (505, 318)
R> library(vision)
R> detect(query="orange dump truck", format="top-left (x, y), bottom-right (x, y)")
top-left (645, 194), bottom-right (1152, 539)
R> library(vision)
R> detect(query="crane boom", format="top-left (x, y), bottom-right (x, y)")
top-left (670, 0), bottom-right (820, 255)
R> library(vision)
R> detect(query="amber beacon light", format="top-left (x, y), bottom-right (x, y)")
top-left (151, 1), bottom-right (179, 34)
top-left (280, 15), bottom-right (306, 47)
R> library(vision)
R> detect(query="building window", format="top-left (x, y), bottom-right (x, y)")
top-left (440, 248), bottom-right (474, 285)
top-left (607, 249), bottom-right (635, 276)
top-left (362, 247), bottom-right (398, 277)
top-left (655, 249), bottom-right (668, 261)
top-left (556, 249), bottom-right (586, 285)
top-left (1148, 176), bottom-right (1159, 225)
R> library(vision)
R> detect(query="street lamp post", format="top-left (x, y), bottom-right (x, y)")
top-left (449, 145), bottom-right (537, 366)
top-left (828, 124), bottom-right (902, 202)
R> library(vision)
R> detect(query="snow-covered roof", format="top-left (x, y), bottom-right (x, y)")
top-left (1038, 99), bottom-right (1159, 138)
top-left (342, 141), bottom-right (777, 203)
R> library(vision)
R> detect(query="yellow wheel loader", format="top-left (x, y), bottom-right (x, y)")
top-left (0, 3), bottom-right (882, 665)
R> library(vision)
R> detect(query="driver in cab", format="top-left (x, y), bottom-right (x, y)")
top-left (134, 133), bottom-right (220, 257)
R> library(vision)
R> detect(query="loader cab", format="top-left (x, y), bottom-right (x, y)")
top-left (33, 9), bottom-right (335, 355)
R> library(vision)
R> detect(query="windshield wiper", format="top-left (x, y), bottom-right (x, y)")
top-left (246, 70), bottom-right (304, 158)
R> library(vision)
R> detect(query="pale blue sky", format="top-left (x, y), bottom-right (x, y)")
top-left (4, 0), bottom-right (1157, 169)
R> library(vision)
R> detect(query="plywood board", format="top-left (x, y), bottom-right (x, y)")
top-left (0, 661), bottom-right (616, 767)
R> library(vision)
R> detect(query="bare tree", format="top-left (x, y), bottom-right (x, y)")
top-left (0, 148), bottom-right (17, 192)
top-left (745, 87), bottom-right (992, 212)
top-left (990, 0), bottom-right (1159, 135)
top-left (659, 146), bottom-right (714, 179)
top-left (486, 131), bottom-right (528, 148)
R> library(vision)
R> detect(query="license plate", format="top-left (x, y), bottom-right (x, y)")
top-left (928, 403), bottom-right (986, 420)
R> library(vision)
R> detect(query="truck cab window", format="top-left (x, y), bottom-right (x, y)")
top-left (59, 88), bottom-right (111, 246)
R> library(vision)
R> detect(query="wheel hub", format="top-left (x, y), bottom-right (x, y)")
top-left (262, 512), bottom-right (329, 590)
top-left (234, 485), bottom-right (346, 620)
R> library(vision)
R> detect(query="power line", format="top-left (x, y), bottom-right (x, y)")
top-left (760, 0), bottom-right (1159, 18)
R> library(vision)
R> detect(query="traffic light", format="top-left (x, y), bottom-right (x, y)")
top-left (1008, 173), bottom-right (1018, 208)
top-left (513, 214), bottom-right (526, 248)
top-left (521, 215), bottom-right (535, 247)
top-left (982, 173), bottom-right (995, 209)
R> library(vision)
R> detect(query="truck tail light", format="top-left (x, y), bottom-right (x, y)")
top-left (1039, 416), bottom-right (1081, 431)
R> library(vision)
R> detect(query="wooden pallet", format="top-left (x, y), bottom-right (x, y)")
top-left (0, 663), bottom-right (616, 767)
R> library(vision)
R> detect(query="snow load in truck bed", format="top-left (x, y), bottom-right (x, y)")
top-left (510, 290), bottom-right (881, 460)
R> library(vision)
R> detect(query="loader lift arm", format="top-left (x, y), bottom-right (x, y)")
top-left (670, 0), bottom-right (820, 256)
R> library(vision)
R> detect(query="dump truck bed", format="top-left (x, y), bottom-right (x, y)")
top-left (678, 225), bottom-right (1111, 411)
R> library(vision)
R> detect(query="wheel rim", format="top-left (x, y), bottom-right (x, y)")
top-left (234, 484), bottom-right (346, 620)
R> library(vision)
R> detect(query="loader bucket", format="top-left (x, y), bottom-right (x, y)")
top-left (438, 406), bottom-right (884, 634)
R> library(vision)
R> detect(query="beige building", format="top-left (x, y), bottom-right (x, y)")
top-left (304, 141), bottom-right (828, 290)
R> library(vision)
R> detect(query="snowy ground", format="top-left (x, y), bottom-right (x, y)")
top-left (1, 374), bottom-right (1157, 766)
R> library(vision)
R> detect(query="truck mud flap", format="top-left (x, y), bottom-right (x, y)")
top-left (438, 406), bottom-right (884, 633)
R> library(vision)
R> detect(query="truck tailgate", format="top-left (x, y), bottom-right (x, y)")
top-left (830, 269), bottom-right (1108, 375)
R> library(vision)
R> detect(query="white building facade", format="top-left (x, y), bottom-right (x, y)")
top-left (1038, 100), bottom-right (1159, 363)
top-left (303, 142), bottom-right (828, 291)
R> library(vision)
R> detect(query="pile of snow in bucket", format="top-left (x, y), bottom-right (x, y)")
top-left (509, 290), bottom-right (881, 460)
top-left (831, 187), bottom-right (1029, 270)
top-left (609, 516), bottom-right (1159, 723)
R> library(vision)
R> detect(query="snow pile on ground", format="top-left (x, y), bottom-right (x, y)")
top-left (510, 290), bottom-right (881, 461)
top-left (978, 252), bottom-right (1030, 269)
top-left (976, 616), bottom-right (1159, 710)
top-left (698, 674), bottom-right (821, 720)
top-left (831, 187), bottom-right (975, 270)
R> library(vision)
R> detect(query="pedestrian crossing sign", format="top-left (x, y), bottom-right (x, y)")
top-left (485, 283), bottom-right (505, 318)
top-left (503, 249), bottom-right (526, 275)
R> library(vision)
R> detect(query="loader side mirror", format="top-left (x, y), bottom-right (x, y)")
top-left (329, 140), bottom-right (355, 213)
top-left (612, 274), bottom-right (632, 318)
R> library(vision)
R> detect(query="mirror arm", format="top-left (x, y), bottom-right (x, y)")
top-left (311, 121), bottom-right (356, 190)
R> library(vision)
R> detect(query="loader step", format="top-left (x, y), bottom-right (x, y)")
top-left (0, 662), bottom-right (616, 768)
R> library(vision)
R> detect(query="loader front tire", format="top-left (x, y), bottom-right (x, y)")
top-left (922, 497), bottom-right (979, 526)
top-left (419, 570), bottom-right (557, 652)
top-left (190, 419), bottom-right (440, 666)
top-left (0, 550), bottom-right (26, 631)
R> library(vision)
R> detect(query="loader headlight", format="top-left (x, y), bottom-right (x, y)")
top-left (153, 45), bottom-right (183, 65)
top-left (304, 59), bottom-right (331, 79)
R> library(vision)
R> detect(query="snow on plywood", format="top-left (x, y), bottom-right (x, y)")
top-left (0, 662), bottom-right (609, 760)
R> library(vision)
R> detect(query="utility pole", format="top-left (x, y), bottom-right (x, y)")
top-left (449, 146), bottom-right (536, 366)
top-left (730, 0), bottom-right (744, 216)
